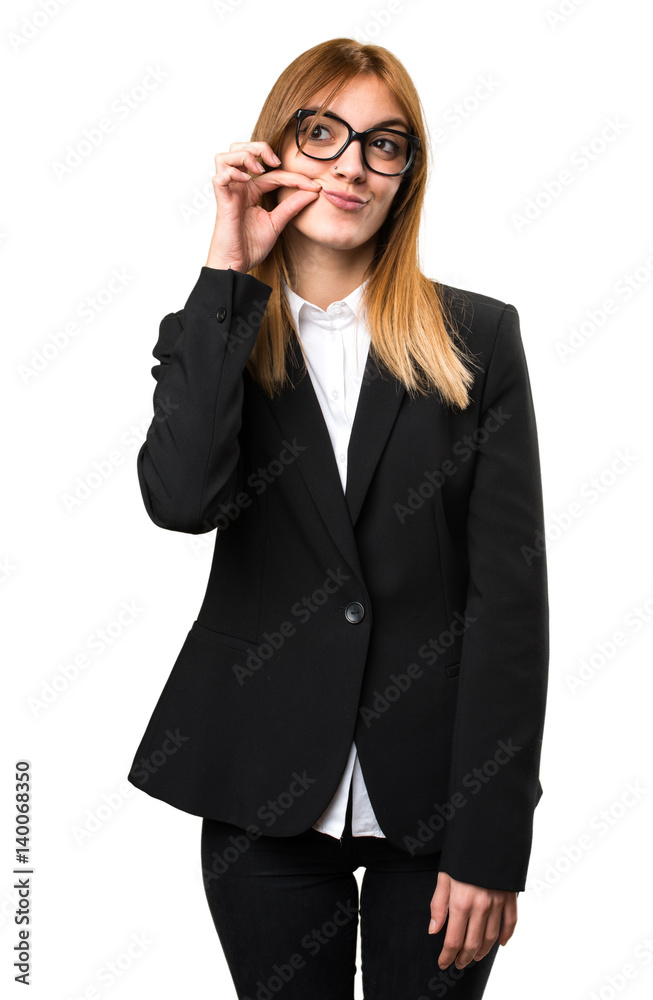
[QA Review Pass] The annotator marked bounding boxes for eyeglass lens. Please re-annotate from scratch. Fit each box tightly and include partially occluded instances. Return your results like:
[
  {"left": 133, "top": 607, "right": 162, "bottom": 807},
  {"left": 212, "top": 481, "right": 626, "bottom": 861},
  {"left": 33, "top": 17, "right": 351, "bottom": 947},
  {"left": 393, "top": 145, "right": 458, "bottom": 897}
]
[{"left": 298, "top": 114, "right": 410, "bottom": 174}]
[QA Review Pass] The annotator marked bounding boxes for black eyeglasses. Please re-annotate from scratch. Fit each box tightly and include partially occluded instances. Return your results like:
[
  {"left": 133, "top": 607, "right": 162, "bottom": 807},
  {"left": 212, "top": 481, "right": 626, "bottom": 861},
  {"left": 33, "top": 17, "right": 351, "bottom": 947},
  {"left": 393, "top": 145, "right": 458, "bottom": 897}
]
[{"left": 288, "top": 108, "right": 420, "bottom": 177}]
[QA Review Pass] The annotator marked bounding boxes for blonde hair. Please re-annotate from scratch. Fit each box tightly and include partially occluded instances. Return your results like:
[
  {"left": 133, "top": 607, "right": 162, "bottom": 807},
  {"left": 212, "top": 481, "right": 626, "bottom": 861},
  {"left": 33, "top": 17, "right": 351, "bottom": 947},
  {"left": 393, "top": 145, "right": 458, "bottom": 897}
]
[{"left": 246, "top": 37, "right": 478, "bottom": 410}]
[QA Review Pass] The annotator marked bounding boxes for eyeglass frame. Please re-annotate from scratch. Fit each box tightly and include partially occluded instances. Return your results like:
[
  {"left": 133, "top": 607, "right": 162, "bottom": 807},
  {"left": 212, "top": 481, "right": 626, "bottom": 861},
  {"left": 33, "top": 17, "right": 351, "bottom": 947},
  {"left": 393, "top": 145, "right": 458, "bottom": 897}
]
[{"left": 287, "top": 108, "right": 421, "bottom": 177}]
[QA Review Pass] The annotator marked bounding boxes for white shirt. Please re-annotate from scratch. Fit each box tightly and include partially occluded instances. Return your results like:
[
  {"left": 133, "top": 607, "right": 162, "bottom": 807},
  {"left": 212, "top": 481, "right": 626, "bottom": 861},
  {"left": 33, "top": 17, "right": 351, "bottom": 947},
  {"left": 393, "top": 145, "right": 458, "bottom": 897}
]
[{"left": 282, "top": 277, "right": 387, "bottom": 841}]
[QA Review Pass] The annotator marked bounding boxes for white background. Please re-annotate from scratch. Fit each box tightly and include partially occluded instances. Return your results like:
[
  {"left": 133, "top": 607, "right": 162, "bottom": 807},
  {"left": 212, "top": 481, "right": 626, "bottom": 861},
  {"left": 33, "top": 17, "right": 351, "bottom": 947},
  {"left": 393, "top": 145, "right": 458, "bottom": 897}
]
[{"left": 3, "top": 0, "right": 652, "bottom": 997}]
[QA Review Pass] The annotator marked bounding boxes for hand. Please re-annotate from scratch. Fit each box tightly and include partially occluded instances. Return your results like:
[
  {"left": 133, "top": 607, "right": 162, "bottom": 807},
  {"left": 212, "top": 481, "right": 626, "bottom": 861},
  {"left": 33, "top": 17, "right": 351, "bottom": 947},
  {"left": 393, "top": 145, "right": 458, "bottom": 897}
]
[
  {"left": 428, "top": 871, "right": 517, "bottom": 970},
  {"left": 205, "top": 141, "right": 322, "bottom": 274}
]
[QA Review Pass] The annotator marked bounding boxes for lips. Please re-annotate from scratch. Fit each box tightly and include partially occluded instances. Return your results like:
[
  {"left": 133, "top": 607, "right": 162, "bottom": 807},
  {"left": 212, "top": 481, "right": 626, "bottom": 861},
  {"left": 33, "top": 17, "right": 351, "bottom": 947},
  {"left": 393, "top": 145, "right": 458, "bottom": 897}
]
[
  {"left": 322, "top": 188, "right": 367, "bottom": 204},
  {"left": 321, "top": 189, "right": 369, "bottom": 211}
]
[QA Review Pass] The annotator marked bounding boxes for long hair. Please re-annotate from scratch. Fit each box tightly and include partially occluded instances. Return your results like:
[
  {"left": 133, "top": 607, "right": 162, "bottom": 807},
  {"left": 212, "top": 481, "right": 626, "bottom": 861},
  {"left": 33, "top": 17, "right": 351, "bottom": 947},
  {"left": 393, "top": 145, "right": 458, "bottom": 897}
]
[{"left": 246, "top": 37, "right": 478, "bottom": 410}]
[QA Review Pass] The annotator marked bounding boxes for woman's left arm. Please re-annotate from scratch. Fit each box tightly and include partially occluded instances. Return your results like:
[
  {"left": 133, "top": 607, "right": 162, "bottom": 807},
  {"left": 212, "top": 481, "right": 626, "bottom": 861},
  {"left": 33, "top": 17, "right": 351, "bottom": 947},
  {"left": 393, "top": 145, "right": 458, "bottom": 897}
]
[{"left": 429, "top": 302, "right": 549, "bottom": 964}]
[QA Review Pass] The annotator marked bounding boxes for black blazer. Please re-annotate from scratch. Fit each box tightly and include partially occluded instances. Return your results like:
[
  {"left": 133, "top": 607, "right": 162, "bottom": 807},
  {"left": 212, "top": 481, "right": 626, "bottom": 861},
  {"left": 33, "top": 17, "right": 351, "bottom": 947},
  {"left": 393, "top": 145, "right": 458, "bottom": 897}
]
[{"left": 127, "top": 266, "right": 549, "bottom": 892}]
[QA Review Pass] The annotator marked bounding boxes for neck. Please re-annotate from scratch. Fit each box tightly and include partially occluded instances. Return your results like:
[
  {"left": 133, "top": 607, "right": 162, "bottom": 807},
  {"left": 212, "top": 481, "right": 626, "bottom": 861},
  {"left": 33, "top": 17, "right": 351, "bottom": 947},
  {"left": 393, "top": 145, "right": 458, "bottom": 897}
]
[{"left": 285, "top": 229, "right": 375, "bottom": 311}]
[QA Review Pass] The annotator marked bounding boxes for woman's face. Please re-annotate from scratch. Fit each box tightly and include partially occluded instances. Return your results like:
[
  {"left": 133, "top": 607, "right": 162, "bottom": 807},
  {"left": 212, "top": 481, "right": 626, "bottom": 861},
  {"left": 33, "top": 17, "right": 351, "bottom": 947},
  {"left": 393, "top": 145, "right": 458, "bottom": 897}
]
[{"left": 275, "top": 74, "right": 408, "bottom": 253}]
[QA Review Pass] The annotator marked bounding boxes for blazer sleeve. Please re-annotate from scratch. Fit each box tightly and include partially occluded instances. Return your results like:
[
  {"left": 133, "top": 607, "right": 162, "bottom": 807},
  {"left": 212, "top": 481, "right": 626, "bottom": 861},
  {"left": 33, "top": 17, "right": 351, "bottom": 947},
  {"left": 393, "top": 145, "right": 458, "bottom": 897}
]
[
  {"left": 136, "top": 266, "right": 273, "bottom": 533},
  {"left": 437, "top": 303, "right": 549, "bottom": 893}
]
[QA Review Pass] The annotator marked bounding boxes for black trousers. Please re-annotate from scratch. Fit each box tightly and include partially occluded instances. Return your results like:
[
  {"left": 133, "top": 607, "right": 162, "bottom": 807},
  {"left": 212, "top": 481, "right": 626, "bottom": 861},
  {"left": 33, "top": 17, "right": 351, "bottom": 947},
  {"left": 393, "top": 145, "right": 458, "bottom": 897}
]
[{"left": 200, "top": 785, "right": 500, "bottom": 1000}]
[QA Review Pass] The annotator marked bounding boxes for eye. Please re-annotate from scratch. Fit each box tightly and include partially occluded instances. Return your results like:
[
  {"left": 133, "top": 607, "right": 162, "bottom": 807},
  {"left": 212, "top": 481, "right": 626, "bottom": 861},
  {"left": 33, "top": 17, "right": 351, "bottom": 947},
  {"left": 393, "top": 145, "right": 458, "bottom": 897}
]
[
  {"left": 298, "top": 117, "right": 338, "bottom": 144},
  {"left": 309, "top": 124, "right": 334, "bottom": 142},
  {"left": 369, "top": 136, "right": 401, "bottom": 156}
]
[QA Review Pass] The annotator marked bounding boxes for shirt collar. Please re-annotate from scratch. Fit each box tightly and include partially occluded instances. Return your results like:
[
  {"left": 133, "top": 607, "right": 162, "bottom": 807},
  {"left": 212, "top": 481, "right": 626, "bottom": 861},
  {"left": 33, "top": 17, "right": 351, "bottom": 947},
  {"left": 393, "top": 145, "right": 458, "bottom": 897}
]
[{"left": 282, "top": 277, "right": 370, "bottom": 332}]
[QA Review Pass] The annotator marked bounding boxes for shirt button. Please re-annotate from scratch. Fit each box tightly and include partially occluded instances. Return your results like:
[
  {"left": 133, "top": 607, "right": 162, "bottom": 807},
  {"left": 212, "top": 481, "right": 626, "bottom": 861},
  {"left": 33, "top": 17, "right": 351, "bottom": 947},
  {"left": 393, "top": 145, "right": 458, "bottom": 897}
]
[
  {"left": 332, "top": 390, "right": 338, "bottom": 399},
  {"left": 339, "top": 453, "right": 345, "bottom": 462}
]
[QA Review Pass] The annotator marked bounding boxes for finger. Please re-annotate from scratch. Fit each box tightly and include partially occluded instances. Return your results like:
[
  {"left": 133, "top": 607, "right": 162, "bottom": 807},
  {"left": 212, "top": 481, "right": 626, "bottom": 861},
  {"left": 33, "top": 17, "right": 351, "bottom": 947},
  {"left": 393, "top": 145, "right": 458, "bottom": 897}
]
[
  {"left": 267, "top": 189, "right": 321, "bottom": 232},
  {"left": 428, "top": 874, "right": 450, "bottom": 935},
  {"left": 498, "top": 894, "right": 518, "bottom": 945},
  {"left": 222, "top": 142, "right": 281, "bottom": 169},
  {"left": 437, "top": 906, "right": 469, "bottom": 970},
  {"left": 249, "top": 169, "right": 322, "bottom": 193},
  {"left": 223, "top": 142, "right": 281, "bottom": 167},
  {"left": 214, "top": 149, "right": 268, "bottom": 181},
  {"left": 454, "top": 906, "right": 490, "bottom": 969},
  {"left": 233, "top": 151, "right": 267, "bottom": 176},
  {"left": 472, "top": 903, "right": 503, "bottom": 962},
  {"left": 212, "top": 166, "right": 252, "bottom": 188}
]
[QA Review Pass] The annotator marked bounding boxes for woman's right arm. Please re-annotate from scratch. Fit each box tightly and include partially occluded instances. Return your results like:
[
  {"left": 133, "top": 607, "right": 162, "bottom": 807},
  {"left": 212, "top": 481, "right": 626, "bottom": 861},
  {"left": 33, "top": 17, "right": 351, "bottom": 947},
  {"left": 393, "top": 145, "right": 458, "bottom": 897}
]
[
  {"left": 137, "top": 142, "right": 322, "bottom": 533},
  {"left": 137, "top": 267, "right": 272, "bottom": 533}
]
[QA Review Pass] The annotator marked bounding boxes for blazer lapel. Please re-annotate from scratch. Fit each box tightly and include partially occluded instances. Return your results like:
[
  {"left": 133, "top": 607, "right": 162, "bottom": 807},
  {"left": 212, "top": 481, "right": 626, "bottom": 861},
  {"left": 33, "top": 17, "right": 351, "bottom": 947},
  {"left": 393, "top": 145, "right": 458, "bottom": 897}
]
[
  {"left": 345, "top": 350, "right": 406, "bottom": 526},
  {"left": 264, "top": 327, "right": 406, "bottom": 573}
]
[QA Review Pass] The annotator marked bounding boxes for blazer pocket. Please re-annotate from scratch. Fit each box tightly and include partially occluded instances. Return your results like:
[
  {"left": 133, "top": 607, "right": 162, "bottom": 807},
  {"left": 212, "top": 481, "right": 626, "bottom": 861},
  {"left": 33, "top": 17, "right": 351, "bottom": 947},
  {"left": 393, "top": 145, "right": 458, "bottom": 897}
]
[
  {"left": 445, "top": 661, "right": 461, "bottom": 679},
  {"left": 190, "top": 621, "right": 256, "bottom": 654}
]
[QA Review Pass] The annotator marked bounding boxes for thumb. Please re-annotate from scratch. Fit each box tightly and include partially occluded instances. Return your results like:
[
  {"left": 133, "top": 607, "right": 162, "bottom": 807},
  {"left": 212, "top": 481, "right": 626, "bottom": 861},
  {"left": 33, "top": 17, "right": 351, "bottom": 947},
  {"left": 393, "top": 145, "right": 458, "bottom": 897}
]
[{"left": 429, "top": 870, "right": 451, "bottom": 934}]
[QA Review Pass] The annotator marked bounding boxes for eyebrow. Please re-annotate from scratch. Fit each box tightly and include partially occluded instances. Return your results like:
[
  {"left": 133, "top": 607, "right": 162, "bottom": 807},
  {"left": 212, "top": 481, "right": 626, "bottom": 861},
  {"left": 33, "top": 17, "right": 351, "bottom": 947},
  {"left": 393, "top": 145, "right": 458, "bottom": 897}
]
[{"left": 307, "top": 107, "right": 410, "bottom": 131}]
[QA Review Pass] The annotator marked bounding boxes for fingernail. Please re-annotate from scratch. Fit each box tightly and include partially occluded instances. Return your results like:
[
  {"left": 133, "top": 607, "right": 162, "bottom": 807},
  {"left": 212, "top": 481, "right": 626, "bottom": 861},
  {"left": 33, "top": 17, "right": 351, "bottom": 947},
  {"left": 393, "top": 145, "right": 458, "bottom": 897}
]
[
  {"left": 272, "top": 154, "right": 281, "bottom": 164},
  {"left": 428, "top": 920, "right": 436, "bottom": 934}
]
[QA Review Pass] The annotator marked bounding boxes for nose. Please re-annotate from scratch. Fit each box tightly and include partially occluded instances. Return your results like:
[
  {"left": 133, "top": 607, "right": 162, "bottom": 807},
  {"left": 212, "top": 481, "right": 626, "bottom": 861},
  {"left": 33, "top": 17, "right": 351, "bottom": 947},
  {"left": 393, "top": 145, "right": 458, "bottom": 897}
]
[{"left": 331, "top": 137, "right": 367, "bottom": 180}]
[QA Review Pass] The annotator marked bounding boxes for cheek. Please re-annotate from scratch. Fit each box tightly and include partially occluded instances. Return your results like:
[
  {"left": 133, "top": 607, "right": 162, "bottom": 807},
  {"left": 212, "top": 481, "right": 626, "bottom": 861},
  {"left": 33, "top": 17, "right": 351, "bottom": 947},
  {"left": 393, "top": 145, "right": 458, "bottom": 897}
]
[
  {"left": 274, "top": 145, "right": 317, "bottom": 204},
  {"left": 373, "top": 183, "right": 402, "bottom": 217},
  {"left": 283, "top": 153, "right": 321, "bottom": 181},
  {"left": 275, "top": 169, "right": 327, "bottom": 217}
]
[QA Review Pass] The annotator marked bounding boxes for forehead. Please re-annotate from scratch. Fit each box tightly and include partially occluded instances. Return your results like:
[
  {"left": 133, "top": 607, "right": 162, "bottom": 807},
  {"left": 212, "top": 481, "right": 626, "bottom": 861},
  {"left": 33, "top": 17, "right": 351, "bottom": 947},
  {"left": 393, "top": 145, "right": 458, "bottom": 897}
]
[{"left": 305, "top": 75, "right": 408, "bottom": 129}]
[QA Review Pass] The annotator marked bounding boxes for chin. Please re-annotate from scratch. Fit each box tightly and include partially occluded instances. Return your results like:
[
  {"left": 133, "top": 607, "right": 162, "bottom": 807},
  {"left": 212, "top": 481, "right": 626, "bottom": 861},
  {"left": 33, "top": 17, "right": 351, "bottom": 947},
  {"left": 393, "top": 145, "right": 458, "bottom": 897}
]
[
  {"left": 293, "top": 219, "right": 372, "bottom": 250},
  {"left": 309, "top": 234, "right": 367, "bottom": 251}
]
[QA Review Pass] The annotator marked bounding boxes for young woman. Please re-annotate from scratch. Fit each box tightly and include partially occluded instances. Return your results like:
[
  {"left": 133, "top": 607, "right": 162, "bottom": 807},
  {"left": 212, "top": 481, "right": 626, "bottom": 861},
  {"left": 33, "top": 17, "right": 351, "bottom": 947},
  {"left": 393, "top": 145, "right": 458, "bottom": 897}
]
[{"left": 128, "top": 37, "right": 549, "bottom": 1000}]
